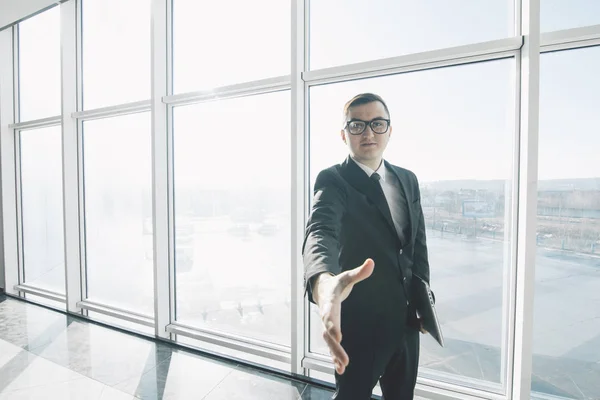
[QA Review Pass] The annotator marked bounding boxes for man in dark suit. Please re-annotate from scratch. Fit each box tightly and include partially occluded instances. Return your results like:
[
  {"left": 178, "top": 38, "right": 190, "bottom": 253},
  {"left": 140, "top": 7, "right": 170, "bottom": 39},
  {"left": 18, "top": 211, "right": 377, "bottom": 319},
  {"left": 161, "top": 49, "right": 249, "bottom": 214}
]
[{"left": 303, "top": 93, "right": 431, "bottom": 399}]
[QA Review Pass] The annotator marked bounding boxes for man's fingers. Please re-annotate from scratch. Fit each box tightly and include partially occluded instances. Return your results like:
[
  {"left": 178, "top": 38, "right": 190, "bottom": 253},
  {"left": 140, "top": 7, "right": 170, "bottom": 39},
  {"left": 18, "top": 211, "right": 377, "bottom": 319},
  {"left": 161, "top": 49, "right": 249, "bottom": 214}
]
[
  {"left": 322, "top": 330, "right": 349, "bottom": 367},
  {"left": 325, "top": 319, "right": 342, "bottom": 343},
  {"left": 340, "top": 258, "right": 375, "bottom": 288},
  {"left": 334, "top": 360, "right": 345, "bottom": 375},
  {"left": 317, "top": 260, "right": 373, "bottom": 375},
  {"left": 329, "top": 350, "right": 344, "bottom": 374},
  {"left": 320, "top": 301, "right": 342, "bottom": 343}
]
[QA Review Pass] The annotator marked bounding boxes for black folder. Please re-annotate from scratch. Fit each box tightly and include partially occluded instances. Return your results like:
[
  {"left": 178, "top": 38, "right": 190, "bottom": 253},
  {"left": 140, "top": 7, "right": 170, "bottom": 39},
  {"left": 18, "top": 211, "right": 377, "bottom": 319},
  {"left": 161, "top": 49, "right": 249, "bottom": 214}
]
[{"left": 413, "top": 274, "right": 444, "bottom": 347}]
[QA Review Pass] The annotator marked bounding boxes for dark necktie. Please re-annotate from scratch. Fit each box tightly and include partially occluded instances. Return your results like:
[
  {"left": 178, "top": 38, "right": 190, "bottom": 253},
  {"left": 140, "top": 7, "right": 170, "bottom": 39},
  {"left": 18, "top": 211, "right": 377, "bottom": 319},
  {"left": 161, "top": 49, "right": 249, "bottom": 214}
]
[{"left": 371, "top": 172, "right": 384, "bottom": 194}]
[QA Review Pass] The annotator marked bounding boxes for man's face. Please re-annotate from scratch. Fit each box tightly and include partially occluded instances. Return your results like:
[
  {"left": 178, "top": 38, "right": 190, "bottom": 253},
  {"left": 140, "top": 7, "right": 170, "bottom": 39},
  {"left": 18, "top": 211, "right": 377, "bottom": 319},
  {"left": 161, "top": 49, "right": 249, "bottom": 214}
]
[{"left": 340, "top": 101, "right": 392, "bottom": 166}]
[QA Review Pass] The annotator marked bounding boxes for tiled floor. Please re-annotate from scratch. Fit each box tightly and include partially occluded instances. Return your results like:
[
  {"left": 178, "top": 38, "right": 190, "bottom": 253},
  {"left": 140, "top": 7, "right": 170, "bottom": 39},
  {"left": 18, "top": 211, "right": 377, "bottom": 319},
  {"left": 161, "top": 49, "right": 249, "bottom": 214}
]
[{"left": 0, "top": 294, "right": 335, "bottom": 399}]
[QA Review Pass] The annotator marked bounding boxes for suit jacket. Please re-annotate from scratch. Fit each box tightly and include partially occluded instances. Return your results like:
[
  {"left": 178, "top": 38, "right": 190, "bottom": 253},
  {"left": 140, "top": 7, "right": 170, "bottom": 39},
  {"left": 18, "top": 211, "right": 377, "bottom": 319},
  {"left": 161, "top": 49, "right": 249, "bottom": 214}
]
[{"left": 302, "top": 156, "right": 431, "bottom": 349}]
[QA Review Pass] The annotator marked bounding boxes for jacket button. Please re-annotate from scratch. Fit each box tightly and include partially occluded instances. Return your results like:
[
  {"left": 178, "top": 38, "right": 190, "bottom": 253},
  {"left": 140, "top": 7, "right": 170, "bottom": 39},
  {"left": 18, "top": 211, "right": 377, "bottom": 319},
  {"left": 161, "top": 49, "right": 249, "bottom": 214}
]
[{"left": 399, "top": 249, "right": 403, "bottom": 255}]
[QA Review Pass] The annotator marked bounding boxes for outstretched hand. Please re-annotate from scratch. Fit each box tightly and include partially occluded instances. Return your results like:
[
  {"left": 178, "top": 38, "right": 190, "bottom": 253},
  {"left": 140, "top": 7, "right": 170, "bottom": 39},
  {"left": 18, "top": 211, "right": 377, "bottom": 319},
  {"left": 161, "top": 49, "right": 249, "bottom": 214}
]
[{"left": 314, "top": 259, "right": 375, "bottom": 375}]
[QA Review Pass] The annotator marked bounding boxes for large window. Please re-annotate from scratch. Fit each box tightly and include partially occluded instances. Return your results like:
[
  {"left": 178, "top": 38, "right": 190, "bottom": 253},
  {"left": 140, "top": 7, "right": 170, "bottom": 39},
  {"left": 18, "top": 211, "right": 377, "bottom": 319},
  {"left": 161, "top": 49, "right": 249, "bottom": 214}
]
[
  {"left": 532, "top": 46, "right": 600, "bottom": 399},
  {"left": 309, "top": 58, "right": 515, "bottom": 388},
  {"left": 78, "top": 0, "right": 154, "bottom": 318},
  {"left": 17, "top": 6, "right": 61, "bottom": 121},
  {"left": 82, "top": 0, "right": 151, "bottom": 109},
  {"left": 19, "top": 126, "right": 65, "bottom": 293},
  {"left": 3, "top": 0, "right": 600, "bottom": 399},
  {"left": 15, "top": 7, "right": 64, "bottom": 295},
  {"left": 173, "top": 91, "right": 291, "bottom": 346},
  {"left": 309, "top": 0, "right": 513, "bottom": 70},
  {"left": 172, "top": 0, "right": 290, "bottom": 93},
  {"left": 82, "top": 113, "right": 153, "bottom": 315}
]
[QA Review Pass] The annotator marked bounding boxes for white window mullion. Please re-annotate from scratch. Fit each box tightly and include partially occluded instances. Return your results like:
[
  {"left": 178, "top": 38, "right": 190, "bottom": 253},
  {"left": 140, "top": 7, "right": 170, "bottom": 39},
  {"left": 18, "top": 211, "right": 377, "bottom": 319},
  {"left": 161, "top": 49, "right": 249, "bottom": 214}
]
[
  {"left": 291, "top": 0, "right": 308, "bottom": 376},
  {"left": 0, "top": 27, "right": 19, "bottom": 296},
  {"left": 61, "top": 0, "right": 83, "bottom": 313},
  {"left": 512, "top": 0, "right": 541, "bottom": 399},
  {"left": 151, "top": 0, "right": 172, "bottom": 339}
]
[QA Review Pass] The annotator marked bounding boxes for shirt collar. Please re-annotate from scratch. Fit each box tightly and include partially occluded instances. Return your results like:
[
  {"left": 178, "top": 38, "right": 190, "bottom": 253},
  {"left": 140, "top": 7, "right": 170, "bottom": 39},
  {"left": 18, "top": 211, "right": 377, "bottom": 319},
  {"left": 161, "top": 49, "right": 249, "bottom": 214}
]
[{"left": 351, "top": 157, "right": 387, "bottom": 182}]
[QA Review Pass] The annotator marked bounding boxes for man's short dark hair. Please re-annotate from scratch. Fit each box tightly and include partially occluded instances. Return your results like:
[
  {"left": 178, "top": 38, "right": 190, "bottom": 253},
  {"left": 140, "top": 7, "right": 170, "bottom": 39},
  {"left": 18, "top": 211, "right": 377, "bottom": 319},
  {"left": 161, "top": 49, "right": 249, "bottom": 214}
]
[{"left": 343, "top": 93, "right": 391, "bottom": 123}]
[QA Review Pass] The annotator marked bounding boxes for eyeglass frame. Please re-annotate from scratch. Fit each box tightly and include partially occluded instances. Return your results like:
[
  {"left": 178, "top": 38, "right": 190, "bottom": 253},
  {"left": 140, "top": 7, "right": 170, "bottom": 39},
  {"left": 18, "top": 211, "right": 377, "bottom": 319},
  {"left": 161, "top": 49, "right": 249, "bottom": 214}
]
[{"left": 344, "top": 118, "right": 391, "bottom": 135}]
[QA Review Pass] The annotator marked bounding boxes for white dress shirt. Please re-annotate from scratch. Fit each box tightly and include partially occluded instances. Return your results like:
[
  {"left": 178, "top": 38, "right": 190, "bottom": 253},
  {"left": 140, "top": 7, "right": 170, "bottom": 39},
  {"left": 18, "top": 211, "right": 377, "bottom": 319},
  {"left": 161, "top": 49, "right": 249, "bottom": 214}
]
[{"left": 352, "top": 157, "right": 408, "bottom": 245}]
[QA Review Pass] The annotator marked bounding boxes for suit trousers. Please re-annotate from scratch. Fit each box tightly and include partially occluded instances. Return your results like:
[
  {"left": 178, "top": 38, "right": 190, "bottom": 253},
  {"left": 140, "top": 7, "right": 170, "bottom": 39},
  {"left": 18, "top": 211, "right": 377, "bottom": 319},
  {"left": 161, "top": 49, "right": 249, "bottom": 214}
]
[{"left": 332, "top": 327, "right": 420, "bottom": 400}]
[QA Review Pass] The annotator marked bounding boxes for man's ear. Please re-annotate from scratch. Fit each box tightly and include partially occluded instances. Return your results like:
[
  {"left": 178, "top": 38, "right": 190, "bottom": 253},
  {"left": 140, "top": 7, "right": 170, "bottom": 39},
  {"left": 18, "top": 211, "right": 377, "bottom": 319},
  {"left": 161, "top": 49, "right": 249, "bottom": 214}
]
[{"left": 340, "top": 129, "right": 347, "bottom": 144}]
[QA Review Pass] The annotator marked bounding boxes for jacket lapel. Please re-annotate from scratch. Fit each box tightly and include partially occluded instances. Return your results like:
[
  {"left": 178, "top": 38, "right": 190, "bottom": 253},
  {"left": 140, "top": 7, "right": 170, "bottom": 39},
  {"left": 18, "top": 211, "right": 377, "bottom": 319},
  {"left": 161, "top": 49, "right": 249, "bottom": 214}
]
[
  {"left": 340, "top": 157, "right": 399, "bottom": 245},
  {"left": 385, "top": 161, "right": 415, "bottom": 242}
]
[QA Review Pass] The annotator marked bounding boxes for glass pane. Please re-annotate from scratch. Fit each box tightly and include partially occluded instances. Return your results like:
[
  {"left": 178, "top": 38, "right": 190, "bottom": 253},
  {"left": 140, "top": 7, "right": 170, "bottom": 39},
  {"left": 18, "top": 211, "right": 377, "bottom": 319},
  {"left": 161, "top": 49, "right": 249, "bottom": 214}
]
[
  {"left": 82, "top": 0, "right": 150, "bottom": 109},
  {"left": 542, "top": 0, "right": 600, "bottom": 32},
  {"left": 172, "top": 0, "right": 290, "bottom": 93},
  {"left": 173, "top": 91, "right": 291, "bottom": 346},
  {"left": 309, "top": 0, "right": 512, "bottom": 70},
  {"left": 308, "top": 59, "right": 514, "bottom": 388},
  {"left": 20, "top": 126, "right": 65, "bottom": 293},
  {"left": 18, "top": 6, "right": 61, "bottom": 121},
  {"left": 532, "top": 47, "right": 600, "bottom": 399},
  {"left": 83, "top": 113, "right": 153, "bottom": 315}
]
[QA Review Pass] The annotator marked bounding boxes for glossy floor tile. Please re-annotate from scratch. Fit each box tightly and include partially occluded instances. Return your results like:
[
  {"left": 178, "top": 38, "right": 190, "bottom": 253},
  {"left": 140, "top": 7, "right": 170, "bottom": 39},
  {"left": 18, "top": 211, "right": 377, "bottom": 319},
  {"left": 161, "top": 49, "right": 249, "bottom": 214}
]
[
  {"left": 0, "top": 295, "right": 337, "bottom": 399},
  {"left": 299, "top": 385, "right": 339, "bottom": 400},
  {"left": 113, "top": 351, "right": 235, "bottom": 400},
  {"left": 0, "top": 345, "right": 134, "bottom": 400},
  {"left": 32, "top": 319, "right": 175, "bottom": 387},
  {"left": 203, "top": 366, "right": 306, "bottom": 400}
]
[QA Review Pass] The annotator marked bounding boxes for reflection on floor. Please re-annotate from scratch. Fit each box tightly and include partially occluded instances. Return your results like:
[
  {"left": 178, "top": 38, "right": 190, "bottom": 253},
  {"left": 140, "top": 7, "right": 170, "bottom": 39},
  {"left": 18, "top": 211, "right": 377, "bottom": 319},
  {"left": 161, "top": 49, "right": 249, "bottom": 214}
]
[{"left": 0, "top": 294, "right": 336, "bottom": 400}]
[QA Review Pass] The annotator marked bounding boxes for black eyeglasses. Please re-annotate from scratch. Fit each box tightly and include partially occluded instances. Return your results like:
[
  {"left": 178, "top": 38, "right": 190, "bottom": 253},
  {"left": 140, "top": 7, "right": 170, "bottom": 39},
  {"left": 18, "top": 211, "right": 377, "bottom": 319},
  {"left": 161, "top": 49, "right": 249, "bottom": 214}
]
[{"left": 345, "top": 118, "right": 390, "bottom": 135}]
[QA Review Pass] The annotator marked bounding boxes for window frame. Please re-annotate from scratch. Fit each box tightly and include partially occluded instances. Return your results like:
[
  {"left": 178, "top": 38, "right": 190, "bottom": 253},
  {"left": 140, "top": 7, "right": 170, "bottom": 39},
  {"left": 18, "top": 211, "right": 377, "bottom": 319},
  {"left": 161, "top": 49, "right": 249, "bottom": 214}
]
[{"left": 1, "top": 1, "right": 600, "bottom": 399}]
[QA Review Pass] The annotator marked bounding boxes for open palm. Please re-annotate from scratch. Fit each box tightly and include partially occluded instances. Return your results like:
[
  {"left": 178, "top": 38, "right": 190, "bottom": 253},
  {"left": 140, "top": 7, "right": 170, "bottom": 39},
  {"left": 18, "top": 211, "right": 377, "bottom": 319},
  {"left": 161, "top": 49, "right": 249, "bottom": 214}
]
[{"left": 316, "top": 258, "right": 375, "bottom": 374}]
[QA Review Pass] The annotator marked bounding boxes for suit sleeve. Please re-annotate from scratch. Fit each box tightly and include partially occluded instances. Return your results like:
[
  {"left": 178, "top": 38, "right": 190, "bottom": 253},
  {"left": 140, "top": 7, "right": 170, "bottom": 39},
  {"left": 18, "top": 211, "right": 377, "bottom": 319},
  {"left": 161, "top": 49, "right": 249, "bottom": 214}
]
[
  {"left": 412, "top": 173, "right": 433, "bottom": 300},
  {"left": 302, "top": 170, "right": 346, "bottom": 304}
]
